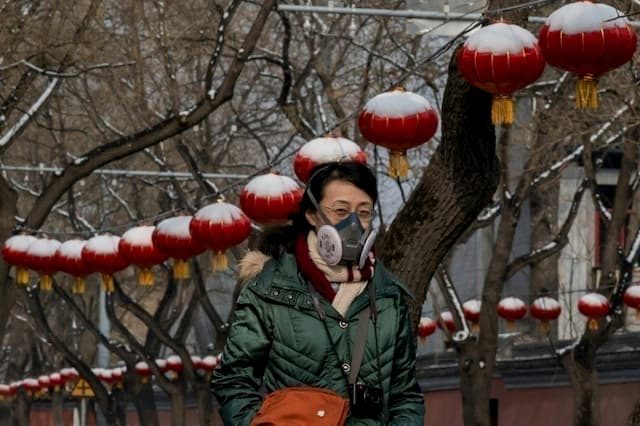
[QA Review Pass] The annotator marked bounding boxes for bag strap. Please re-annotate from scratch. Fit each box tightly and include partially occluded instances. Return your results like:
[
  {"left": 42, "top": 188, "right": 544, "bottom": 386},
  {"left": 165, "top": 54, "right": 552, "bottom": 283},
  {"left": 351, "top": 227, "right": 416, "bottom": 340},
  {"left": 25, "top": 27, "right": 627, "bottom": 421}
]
[{"left": 348, "top": 298, "right": 372, "bottom": 385}]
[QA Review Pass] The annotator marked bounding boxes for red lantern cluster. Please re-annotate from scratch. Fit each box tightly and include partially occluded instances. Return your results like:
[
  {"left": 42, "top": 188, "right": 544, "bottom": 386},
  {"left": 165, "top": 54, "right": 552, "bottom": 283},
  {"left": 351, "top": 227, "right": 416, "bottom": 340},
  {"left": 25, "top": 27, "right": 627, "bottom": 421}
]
[
  {"left": 497, "top": 297, "right": 527, "bottom": 332},
  {"left": 624, "top": 285, "right": 640, "bottom": 320},
  {"left": 152, "top": 216, "right": 206, "bottom": 280},
  {"left": 82, "top": 235, "right": 129, "bottom": 293},
  {"left": 359, "top": 87, "right": 438, "bottom": 178},
  {"left": 119, "top": 226, "right": 168, "bottom": 286},
  {"left": 578, "top": 293, "right": 610, "bottom": 331},
  {"left": 293, "top": 136, "right": 367, "bottom": 183},
  {"left": 539, "top": 1, "right": 637, "bottom": 109},
  {"left": 240, "top": 173, "right": 303, "bottom": 225}
]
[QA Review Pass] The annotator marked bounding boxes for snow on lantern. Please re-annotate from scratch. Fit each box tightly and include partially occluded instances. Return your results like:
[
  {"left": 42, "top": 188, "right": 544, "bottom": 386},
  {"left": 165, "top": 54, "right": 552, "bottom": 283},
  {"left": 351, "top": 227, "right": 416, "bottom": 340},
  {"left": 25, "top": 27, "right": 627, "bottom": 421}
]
[
  {"left": 437, "top": 311, "right": 457, "bottom": 334},
  {"left": 152, "top": 216, "right": 206, "bottom": 280},
  {"left": 0, "top": 384, "right": 10, "bottom": 402},
  {"left": 240, "top": 173, "right": 303, "bottom": 225},
  {"left": 8, "top": 383, "right": 19, "bottom": 400},
  {"left": 24, "top": 238, "right": 61, "bottom": 291},
  {"left": 417, "top": 316, "right": 437, "bottom": 344},
  {"left": 60, "top": 368, "right": 79, "bottom": 392},
  {"left": 497, "top": 297, "right": 527, "bottom": 332},
  {"left": 530, "top": 296, "right": 562, "bottom": 333},
  {"left": 458, "top": 22, "right": 545, "bottom": 125},
  {"left": 37, "top": 375, "right": 51, "bottom": 395},
  {"left": 463, "top": 299, "right": 482, "bottom": 332},
  {"left": 293, "top": 136, "right": 367, "bottom": 183},
  {"left": 190, "top": 201, "right": 251, "bottom": 271},
  {"left": 359, "top": 87, "right": 438, "bottom": 178},
  {"left": 200, "top": 355, "right": 218, "bottom": 375},
  {"left": 1, "top": 235, "right": 36, "bottom": 285},
  {"left": 538, "top": 2, "right": 637, "bottom": 109},
  {"left": 56, "top": 240, "right": 90, "bottom": 294},
  {"left": 623, "top": 285, "right": 640, "bottom": 320},
  {"left": 82, "top": 235, "right": 129, "bottom": 293},
  {"left": 110, "top": 368, "right": 124, "bottom": 389},
  {"left": 119, "top": 226, "right": 168, "bottom": 286},
  {"left": 135, "top": 362, "right": 152, "bottom": 384},
  {"left": 578, "top": 292, "right": 610, "bottom": 331},
  {"left": 49, "top": 373, "right": 63, "bottom": 393},
  {"left": 165, "top": 355, "right": 183, "bottom": 381},
  {"left": 22, "top": 378, "right": 40, "bottom": 398}
]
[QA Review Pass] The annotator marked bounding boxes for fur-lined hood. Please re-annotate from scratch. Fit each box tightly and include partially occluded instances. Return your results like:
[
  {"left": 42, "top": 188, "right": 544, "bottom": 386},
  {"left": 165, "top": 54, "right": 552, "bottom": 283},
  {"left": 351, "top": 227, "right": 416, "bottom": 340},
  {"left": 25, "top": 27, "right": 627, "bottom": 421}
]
[{"left": 238, "top": 251, "right": 272, "bottom": 282}]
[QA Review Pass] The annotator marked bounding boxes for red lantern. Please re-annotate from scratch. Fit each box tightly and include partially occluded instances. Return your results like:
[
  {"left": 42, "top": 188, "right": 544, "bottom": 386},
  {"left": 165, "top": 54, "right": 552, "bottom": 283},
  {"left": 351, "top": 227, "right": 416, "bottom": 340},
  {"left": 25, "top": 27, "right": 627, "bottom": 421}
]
[
  {"left": 82, "top": 235, "right": 129, "bottom": 293},
  {"left": 539, "top": 2, "right": 637, "bottom": 109},
  {"left": 437, "top": 311, "right": 457, "bottom": 334},
  {"left": 37, "top": 375, "right": 51, "bottom": 395},
  {"left": 200, "top": 355, "right": 218, "bottom": 374},
  {"left": 417, "top": 316, "right": 437, "bottom": 344},
  {"left": 0, "top": 384, "right": 10, "bottom": 402},
  {"left": 2, "top": 235, "right": 36, "bottom": 285},
  {"left": 152, "top": 216, "right": 206, "bottom": 280},
  {"left": 190, "top": 201, "right": 251, "bottom": 271},
  {"left": 49, "top": 373, "right": 63, "bottom": 392},
  {"left": 166, "top": 355, "right": 183, "bottom": 380},
  {"left": 359, "top": 87, "right": 438, "bottom": 178},
  {"left": 156, "top": 358, "right": 169, "bottom": 373},
  {"left": 111, "top": 368, "right": 124, "bottom": 388},
  {"left": 22, "top": 378, "right": 41, "bottom": 398},
  {"left": 458, "top": 22, "right": 545, "bottom": 125},
  {"left": 240, "top": 173, "right": 303, "bottom": 225},
  {"left": 24, "top": 238, "right": 61, "bottom": 291},
  {"left": 530, "top": 296, "right": 562, "bottom": 333},
  {"left": 135, "top": 362, "right": 152, "bottom": 383},
  {"left": 497, "top": 297, "right": 527, "bottom": 332},
  {"left": 463, "top": 299, "right": 482, "bottom": 330},
  {"left": 578, "top": 292, "right": 610, "bottom": 331},
  {"left": 56, "top": 240, "right": 90, "bottom": 294},
  {"left": 624, "top": 285, "right": 640, "bottom": 320},
  {"left": 293, "top": 136, "right": 367, "bottom": 183},
  {"left": 9, "top": 382, "right": 19, "bottom": 398},
  {"left": 119, "top": 226, "right": 168, "bottom": 286}
]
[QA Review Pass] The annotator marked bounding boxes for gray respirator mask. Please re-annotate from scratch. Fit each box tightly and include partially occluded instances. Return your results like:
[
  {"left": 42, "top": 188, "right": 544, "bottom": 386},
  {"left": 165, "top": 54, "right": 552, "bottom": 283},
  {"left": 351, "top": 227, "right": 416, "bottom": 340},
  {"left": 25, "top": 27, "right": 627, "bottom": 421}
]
[{"left": 307, "top": 190, "right": 376, "bottom": 269}]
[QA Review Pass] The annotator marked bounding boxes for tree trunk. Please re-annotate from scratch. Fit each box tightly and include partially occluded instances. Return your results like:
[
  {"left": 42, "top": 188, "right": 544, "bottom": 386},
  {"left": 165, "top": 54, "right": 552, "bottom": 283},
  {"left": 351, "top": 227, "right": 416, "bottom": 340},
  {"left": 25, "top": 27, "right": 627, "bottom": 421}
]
[
  {"left": 52, "top": 391, "right": 64, "bottom": 426},
  {"left": 132, "top": 382, "right": 160, "bottom": 426},
  {"left": 170, "top": 391, "right": 186, "bottom": 426},
  {"left": 458, "top": 345, "right": 493, "bottom": 426},
  {"left": 0, "top": 177, "right": 18, "bottom": 348},
  {"left": 195, "top": 382, "right": 213, "bottom": 426},
  {"left": 11, "top": 392, "right": 30, "bottom": 426},
  {"left": 563, "top": 345, "right": 599, "bottom": 426}
]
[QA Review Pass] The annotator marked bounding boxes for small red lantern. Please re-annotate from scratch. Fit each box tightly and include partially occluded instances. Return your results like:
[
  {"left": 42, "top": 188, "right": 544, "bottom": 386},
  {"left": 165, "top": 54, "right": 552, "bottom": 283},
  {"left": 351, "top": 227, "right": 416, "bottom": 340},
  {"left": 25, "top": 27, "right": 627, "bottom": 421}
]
[
  {"left": 2, "top": 235, "right": 36, "bottom": 285},
  {"left": 293, "top": 136, "right": 367, "bottom": 183},
  {"left": 22, "top": 378, "right": 40, "bottom": 398},
  {"left": 539, "top": 2, "right": 637, "bottom": 109},
  {"left": 359, "top": 87, "right": 438, "bottom": 178},
  {"left": 110, "top": 368, "right": 124, "bottom": 389},
  {"left": 24, "top": 238, "right": 61, "bottom": 291},
  {"left": 82, "top": 235, "right": 129, "bottom": 293},
  {"left": 240, "top": 173, "right": 303, "bottom": 225},
  {"left": 530, "top": 296, "right": 562, "bottom": 333},
  {"left": 37, "top": 375, "right": 51, "bottom": 396},
  {"left": 135, "top": 362, "right": 152, "bottom": 384},
  {"left": 463, "top": 299, "right": 482, "bottom": 331},
  {"left": 417, "top": 316, "right": 437, "bottom": 344},
  {"left": 49, "top": 373, "right": 63, "bottom": 392},
  {"left": 200, "top": 355, "right": 218, "bottom": 375},
  {"left": 624, "top": 285, "right": 640, "bottom": 321},
  {"left": 0, "top": 384, "right": 10, "bottom": 402},
  {"left": 9, "top": 382, "right": 19, "bottom": 399},
  {"left": 497, "top": 297, "right": 527, "bottom": 332},
  {"left": 119, "top": 226, "right": 168, "bottom": 286},
  {"left": 578, "top": 292, "right": 610, "bottom": 331},
  {"left": 437, "top": 311, "right": 457, "bottom": 334},
  {"left": 152, "top": 216, "right": 206, "bottom": 280},
  {"left": 458, "top": 22, "right": 545, "bottom": 125},
  {"left": 190, "top": 201, "right": 252, "bottom": 271},
  {"left": 166, "top": 355, "right": 183, "bottom": 380},
  {"left": 56, "top": 240, "right": 90, "bottom": 294}
]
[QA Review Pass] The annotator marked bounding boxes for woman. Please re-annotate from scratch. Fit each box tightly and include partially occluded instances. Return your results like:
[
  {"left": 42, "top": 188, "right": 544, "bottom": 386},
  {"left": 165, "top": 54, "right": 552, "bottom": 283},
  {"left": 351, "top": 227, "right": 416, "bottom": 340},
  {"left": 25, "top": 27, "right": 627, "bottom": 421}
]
[{"left": 211, "top": 162, "right": 425, "bottom": 425}]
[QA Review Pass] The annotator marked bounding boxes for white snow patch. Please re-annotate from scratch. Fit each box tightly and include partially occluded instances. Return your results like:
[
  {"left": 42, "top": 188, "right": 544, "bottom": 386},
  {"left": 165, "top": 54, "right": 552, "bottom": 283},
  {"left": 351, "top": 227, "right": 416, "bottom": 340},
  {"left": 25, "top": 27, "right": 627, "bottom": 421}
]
[
  {"left": 27, "top": 238, "right": 61, "bottom": 257},
  {"left": 546, "top": 2, "right": 629, "bottom": 34},
  {"left": 194, "top": 202, "right": 245, "bottom": 224},
  {"left": 624, "top": 285, "right": 640, "bottom": 299},
  {"left": 466, "top": 22, "right": 538, "bottom": 54},
  {"left": 579, "top": 292, "right": 608, "bottom": 307},
  {"left": 244, "top": 173, "right": 300, "bottom": 197},
  {"left": 57, "top": 240, "right": 86, "bottom": 259},
  {"left": 156, "top": 216, "right": 193, "bottom": 238},
  {"left": 121, "top": 226, "right": 155, "bottom": 247},
  {"left": 419, "top": 316, "right": 436, "bottom": 327},
  {"left": 498, "top": 297, "right": 526, "bottom": 311},
  {"left": 363, "top": 90, "right": 432, "bottom": 116},
  {"left": 532, "top": 296, "right": 561, "bottom": 310},
  {"left": 463, "top": 299, "right": 482, "bottom": 313},
  {"left": 298, "top": 137, "right": 363, "bottom": 162},
  {"left": 3, "top": 235, "right": 37, "bottom": 252},
  {"left": 85, "top": 235, "right": 121, "bottom": 254},
  {"left": 202, "top": 355, "right": 217, "bottom": 368}
]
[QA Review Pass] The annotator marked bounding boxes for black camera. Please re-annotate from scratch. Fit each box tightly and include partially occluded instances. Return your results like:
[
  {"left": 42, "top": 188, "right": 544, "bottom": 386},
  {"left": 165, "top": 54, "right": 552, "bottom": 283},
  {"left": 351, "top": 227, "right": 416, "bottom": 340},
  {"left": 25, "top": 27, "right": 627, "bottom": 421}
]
[{"left": 348, "top": 382, "right": 383, "bottom": 417}]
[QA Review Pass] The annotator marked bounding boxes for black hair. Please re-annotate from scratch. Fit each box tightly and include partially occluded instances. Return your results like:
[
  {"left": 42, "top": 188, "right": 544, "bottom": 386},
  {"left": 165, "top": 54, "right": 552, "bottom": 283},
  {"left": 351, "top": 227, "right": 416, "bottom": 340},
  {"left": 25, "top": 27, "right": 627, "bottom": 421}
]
[{"left": 258, "top": 161, "right": 377, "bottom": 257}]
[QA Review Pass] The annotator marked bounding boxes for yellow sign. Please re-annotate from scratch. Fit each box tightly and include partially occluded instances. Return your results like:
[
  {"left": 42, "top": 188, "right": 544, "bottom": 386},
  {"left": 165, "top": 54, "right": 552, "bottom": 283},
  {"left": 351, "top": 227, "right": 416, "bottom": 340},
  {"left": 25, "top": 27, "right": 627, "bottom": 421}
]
[{"left": 71, "top": 379, "right": 95, "bottom": 398}]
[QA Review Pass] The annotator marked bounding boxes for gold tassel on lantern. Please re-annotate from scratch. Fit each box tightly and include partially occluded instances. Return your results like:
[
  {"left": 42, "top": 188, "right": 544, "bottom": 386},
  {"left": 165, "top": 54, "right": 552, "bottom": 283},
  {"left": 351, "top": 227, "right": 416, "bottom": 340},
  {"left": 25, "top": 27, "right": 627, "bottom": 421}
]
[
  {"left": 17, "top": 267, "right": 30, "bottom": 285},
  {"left": 491, "top": 95, "right": 514, "bottom": 126},
  {"left": 138, "top": 268, "right": 154, "bottom": 286},
  {"left": 587, "top": 318, "right": 599, "bottom": 331},
  {"left": 576, "top": 75, "right": 598, "bottom": 109},
  {"left": 539, "top": 320, "right": 551, "bottom": 334},
  {"left": 72, "top": 277, "right": 86, "bottom": 294},
  {"left": 211, "top": 251, "right": 228, "bottom": 272},
  {"left": 505, "top": 320, "right": 517, "bottom": 333},
  {"left": 388, "top": 151, "right": 410, "bottom": 179},
  {"left": 173, "top": 259, "right": 190, "bottom": 280},
  {"left": 39, "top": 275, "right": 53, "bottom": 292},
  {"left": 101, "top": 273, "right": 115, "bottom": 293}
]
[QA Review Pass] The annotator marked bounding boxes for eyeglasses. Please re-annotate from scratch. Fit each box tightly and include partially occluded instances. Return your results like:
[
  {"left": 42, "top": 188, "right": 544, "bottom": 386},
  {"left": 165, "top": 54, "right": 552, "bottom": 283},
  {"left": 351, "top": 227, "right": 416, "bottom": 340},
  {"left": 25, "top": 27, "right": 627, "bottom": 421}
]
[{"left": 321, "top": 204, "right": 373, "bottom": 222}]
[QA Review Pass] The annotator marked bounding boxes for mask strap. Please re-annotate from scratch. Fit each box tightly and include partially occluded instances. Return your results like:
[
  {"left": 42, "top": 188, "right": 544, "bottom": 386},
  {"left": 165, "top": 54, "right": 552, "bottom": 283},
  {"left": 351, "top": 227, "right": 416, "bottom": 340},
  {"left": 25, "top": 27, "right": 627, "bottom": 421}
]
[{"left": 306, "top": 188, "right": 333, "bottom": 226}]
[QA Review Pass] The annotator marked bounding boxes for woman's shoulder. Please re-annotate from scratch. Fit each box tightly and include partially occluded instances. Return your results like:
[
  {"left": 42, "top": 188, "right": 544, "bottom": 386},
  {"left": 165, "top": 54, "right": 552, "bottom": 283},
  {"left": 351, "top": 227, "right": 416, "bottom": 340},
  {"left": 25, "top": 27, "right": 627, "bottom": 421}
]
[{"left": 238, "top": 251, "right": 301, "bottom": 289}]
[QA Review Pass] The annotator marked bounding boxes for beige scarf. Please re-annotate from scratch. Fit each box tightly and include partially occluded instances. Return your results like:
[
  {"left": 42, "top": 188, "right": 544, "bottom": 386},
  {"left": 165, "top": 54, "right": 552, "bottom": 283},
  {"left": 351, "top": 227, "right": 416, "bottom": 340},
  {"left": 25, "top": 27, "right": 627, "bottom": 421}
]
[{"left": 307, "top": 232, "right": 370, "bottom": 317}]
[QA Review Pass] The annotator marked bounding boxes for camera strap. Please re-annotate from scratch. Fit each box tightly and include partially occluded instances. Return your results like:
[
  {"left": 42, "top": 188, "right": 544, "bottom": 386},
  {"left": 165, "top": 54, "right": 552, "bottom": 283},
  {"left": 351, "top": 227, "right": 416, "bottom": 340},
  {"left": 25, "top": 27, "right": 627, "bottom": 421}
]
[{"left": 349, "top": 282, "right": 376, "bottom": 385}]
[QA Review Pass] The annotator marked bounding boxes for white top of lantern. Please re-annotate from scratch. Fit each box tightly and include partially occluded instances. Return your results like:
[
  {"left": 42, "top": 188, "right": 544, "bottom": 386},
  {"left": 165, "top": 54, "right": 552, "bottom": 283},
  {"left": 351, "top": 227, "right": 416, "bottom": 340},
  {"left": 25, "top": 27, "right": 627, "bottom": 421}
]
[
  {"left": 38, "top": 375, "right": 50, "bottom": 384},
  {"left": 4, "top": 235, "right": 37, "bottom": 252},
  {"left": 202, "top": 355, "right": 218, "bottom": 368},
  {"left": 122, "top": 226, "right": 155, "bottom": 247},
  {"left": 28, "top": 238, "right": 61, "bottom": 257},
  {"left": 135, "top": 361, "right": 149, "bottom": 370},
  {"left": 532, "top": 296, "right": 560, "bottom": 310},
  {"left": 465, "top": 22, "right": 537, "bottom": 54},
  {"left": 191, "top": 355, "right": 202, "bottom": 363},
  {"left": 463, "top": 299, "right": 482, "bottom": 313},
  {"left": 419, "top": 316, "right": 435, "bottom": 327},
  {"left": 194, "top": 202, "right": 245, "bottom": 224},
  {"left": 86, "top": 235, "right": 121, "bottom": 254},
  {"left": 24, "top": 378, "right": 39, "bottom": 387},
  {"left": 580, "top": 292, "right": 608, "bottom": 306},
  {"left": 155, "top": 359, "right": 167, "bottom": 369},
  {"left": 625, "top": 285, "right": 640, "bottom": 297},
  {"left": 244, "top": 173, "right": 300, "bottom": 197},
  {"left": 440, "top": 311, "right": 453, "bottom": 322},
  {"left": 156, "top": 216, "right": 193, "bottom": 238},
  {"left": 299, "top": 137, "right": 362, "bottom": 162},
  {"left": 57, "top": 240, "right": 86, "bottom": 259},
  {"left": 167, "top": 355, "right": 181, "bottom": 365},
  {"left": 0, "top": 384, "right": 9, "bottom": 393},
  {"left": 49, "top": 373, "right": 61, "bottom": 382},
  {"left": 546, "top": 2, "right": 629, "bottom": 34},
  {"left": 498, "top": 297, "right": 526, "bottom": 310},
  {"left": 363, "top": 91, "right": 432, "bottom": 117}
]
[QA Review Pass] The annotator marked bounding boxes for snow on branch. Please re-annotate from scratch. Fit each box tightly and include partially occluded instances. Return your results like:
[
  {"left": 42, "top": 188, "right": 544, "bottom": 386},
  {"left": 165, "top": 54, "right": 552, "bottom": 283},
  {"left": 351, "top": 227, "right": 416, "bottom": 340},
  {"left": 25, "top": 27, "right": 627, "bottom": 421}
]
[
  {"left": 589, "top": 104, "right": 630, "bottom": 143},
  {"left": 0, "top": 78, "right": 59, "bottom": 148},
  {"left": 626, "top": 228, "right": 640, "bottom": 264},
  {"left": 436, "top": 266, "right": 471, "bottom": 342},
  {"left": 505, "top": 178, "right": 588, "bottom": 280}
]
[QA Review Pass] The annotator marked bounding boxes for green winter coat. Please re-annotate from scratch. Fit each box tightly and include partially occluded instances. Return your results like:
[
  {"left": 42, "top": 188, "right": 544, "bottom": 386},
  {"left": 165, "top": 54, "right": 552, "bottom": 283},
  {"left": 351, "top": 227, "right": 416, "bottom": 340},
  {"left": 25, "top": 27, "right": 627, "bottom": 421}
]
[{"left": 211, "top": 253, "right": 425, "bottom": 425}]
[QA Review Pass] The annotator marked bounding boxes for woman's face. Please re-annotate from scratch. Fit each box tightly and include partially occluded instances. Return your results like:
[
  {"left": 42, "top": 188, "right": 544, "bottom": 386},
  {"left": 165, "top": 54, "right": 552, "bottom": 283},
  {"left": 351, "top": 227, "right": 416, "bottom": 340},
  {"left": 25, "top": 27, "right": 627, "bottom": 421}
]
[{"left": 305, "top": 180, "right": 374, "bottom": 230}]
